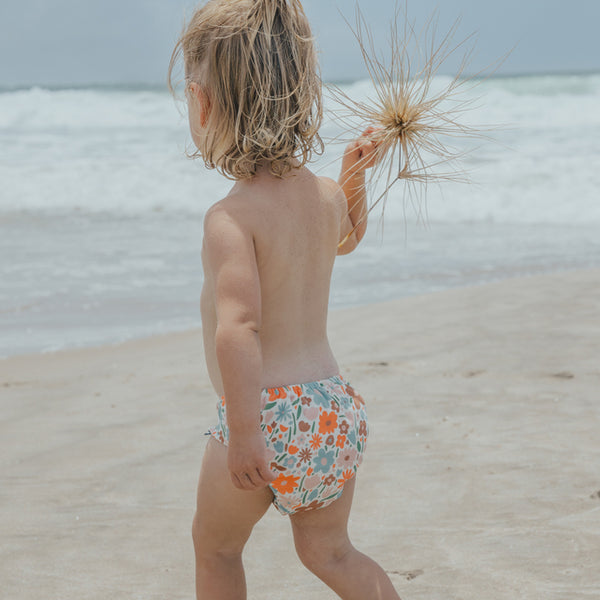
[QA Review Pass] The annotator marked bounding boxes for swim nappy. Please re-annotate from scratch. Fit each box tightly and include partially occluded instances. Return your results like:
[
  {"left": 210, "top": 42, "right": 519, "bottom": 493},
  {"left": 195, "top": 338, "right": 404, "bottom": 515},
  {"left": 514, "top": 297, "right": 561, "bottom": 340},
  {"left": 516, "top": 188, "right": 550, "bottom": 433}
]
[{"left": 208, "top": 374, "right": 368, "bottom": 515}]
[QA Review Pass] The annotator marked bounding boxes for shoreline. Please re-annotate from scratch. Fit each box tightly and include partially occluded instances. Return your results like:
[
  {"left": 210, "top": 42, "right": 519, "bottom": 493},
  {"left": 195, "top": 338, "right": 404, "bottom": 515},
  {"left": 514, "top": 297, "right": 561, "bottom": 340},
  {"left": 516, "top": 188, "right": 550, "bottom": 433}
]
[
  {"left": 2, "top": 268, "right": 599, "bottom": 599},
  {"left": 2, "top": 265, "right": 597, "bottom": 362}
]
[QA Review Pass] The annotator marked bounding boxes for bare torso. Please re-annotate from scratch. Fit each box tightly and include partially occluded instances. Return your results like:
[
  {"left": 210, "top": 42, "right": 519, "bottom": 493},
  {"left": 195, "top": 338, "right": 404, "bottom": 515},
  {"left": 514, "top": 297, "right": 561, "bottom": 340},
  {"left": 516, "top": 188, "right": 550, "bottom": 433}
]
[{"left": 200, "top": 167, "right": 345, "bottom": 395}]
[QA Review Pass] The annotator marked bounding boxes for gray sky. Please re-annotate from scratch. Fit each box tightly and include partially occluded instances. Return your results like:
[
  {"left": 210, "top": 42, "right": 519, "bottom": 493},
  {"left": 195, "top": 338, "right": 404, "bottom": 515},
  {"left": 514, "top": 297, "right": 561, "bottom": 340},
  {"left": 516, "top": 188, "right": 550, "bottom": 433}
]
[{"left": 1, "top": 0, "right": 599, "bottom": 87}]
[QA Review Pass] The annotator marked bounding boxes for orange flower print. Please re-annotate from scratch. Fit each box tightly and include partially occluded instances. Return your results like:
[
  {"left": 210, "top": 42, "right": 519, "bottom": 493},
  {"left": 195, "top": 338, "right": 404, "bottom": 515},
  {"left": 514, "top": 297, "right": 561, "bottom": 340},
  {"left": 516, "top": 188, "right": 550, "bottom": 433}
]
[
  {"left": 292, "top": 385, "right": 303, "bottom": 398},
  {"left": 341, "top": 469, "right": 354, "bottom": 481},
  {"left": 318, "top": 411, "right": 338, "bottom": 434},
  {"left": 269, "top": 387, "right": 287, "bottom": 402},
  {"left": 288, "top": 445, "right": 299, "bottom": 455},
  {"left": 309, "top": 434, "right": 322, "bottom": 450},
  {"left": 271, "top": 473, "right": 300, "bottom": 495},
  {"left": 336, "top": 435, "right": 346, "bottom": 449}
]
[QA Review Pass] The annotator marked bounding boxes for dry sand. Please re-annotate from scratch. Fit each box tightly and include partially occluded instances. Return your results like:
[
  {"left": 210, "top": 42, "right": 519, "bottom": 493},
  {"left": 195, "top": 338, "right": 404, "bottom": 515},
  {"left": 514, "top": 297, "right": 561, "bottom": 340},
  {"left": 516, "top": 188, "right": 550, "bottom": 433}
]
[{"left": 1, "top": 269, "right": 599, "bottom": 599}]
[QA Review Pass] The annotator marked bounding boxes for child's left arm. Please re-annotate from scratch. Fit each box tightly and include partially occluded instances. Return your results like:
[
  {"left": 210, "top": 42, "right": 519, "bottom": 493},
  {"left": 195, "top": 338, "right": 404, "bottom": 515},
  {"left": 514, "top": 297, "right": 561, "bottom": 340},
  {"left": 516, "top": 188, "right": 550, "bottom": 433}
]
[{"left": 203, "top": 203, "right": 276, "bottom": 491}]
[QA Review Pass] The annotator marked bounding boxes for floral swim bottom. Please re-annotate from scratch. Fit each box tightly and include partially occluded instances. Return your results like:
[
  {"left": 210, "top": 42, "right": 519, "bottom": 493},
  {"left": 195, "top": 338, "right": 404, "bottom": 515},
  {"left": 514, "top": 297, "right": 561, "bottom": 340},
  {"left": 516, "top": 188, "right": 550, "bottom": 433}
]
[{"left": 208, "top": 374, "right": 368, "bottom": 515}]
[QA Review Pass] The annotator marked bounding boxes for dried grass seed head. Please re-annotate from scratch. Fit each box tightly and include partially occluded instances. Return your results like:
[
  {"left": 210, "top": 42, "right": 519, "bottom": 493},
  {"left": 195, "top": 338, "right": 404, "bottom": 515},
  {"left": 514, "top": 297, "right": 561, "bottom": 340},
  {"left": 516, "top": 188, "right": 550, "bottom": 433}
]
[{"left": 328, "top": 2, "right": 497, "bottom": 234}]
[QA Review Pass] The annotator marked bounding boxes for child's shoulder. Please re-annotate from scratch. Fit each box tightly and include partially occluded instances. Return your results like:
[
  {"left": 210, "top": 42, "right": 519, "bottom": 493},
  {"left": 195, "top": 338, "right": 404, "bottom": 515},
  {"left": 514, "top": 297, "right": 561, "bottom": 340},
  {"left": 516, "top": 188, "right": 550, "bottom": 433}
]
[
  {"left": 203, "top": 188, "right": 257, "bottom": 227},
  {"left": 201, "top": 193, "right": 256, "bottom": 256},
  {"left": 316, "top": 175, "right": 347, "bottom": 214},
  {"left": 202, "top": 173, "right": 347, "bottom": 253},
  {"left": 318, "top": 174, "right": 344, "bottom": 196}
]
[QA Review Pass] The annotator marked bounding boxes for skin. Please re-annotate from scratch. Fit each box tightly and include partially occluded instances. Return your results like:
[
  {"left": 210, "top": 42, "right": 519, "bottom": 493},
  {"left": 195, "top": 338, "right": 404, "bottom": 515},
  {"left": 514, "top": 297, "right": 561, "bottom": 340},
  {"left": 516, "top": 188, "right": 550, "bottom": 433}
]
[{"left": 187, "top": 81, "right": 400, "bottom": 599}]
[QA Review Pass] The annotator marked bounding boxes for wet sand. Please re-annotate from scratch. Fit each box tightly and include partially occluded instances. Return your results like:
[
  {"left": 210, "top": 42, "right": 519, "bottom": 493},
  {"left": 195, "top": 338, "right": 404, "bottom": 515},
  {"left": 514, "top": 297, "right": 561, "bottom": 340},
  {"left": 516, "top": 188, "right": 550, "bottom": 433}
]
[{"left": 1, "top": 269, "right": 599, "bottom": 599}]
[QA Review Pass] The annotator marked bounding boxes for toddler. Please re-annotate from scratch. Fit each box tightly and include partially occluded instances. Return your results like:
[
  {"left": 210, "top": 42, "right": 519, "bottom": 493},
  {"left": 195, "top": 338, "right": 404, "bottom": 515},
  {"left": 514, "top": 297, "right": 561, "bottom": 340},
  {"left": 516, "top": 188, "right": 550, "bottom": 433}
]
[{"left": 169, "top": 1, "right": 401, "bottom": 598}]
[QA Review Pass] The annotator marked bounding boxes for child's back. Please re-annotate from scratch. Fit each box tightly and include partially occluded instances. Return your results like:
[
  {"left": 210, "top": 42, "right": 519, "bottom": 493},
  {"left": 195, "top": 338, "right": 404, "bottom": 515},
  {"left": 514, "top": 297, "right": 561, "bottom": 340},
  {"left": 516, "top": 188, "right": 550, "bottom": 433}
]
[{"left": 201, "top": 167, "right": 344, "bottom": 394}]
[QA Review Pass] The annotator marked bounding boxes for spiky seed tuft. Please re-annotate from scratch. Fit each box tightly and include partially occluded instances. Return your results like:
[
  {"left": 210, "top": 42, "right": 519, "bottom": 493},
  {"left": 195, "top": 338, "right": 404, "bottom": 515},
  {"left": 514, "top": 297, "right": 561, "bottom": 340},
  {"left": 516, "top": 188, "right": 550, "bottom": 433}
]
[{"left": 327, "top": 2, "right": 506, "bottom": 244}]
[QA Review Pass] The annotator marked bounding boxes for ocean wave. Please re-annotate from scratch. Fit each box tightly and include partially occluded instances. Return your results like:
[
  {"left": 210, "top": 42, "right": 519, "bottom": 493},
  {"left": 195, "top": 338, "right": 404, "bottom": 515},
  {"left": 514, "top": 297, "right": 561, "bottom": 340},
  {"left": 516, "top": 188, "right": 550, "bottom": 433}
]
[{"left": 1, "top": 73, "right": 599, "bottom": 223}]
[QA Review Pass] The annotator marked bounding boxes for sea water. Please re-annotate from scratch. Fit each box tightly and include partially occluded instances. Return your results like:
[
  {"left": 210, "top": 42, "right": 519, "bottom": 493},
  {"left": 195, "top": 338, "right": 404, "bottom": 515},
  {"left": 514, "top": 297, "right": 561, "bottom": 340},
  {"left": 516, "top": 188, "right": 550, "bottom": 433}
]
[{"left": 1, "top": 74, "right": 599, "bottom": 356}]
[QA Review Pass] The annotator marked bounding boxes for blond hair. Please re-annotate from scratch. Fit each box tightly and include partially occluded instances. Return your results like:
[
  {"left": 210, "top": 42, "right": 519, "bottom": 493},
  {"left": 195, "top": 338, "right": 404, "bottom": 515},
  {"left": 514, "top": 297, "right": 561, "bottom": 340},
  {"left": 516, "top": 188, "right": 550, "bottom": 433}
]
[{"left": 168, "top": 0, "right": 323, "bottom": 180}]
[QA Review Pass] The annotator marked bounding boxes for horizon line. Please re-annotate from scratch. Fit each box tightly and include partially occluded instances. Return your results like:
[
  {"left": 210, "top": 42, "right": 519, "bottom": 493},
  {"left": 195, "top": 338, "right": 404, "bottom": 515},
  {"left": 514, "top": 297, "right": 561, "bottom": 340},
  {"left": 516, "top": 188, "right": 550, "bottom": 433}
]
[{"left": 1, "top": 68, "right": 599, "bottom": 93}]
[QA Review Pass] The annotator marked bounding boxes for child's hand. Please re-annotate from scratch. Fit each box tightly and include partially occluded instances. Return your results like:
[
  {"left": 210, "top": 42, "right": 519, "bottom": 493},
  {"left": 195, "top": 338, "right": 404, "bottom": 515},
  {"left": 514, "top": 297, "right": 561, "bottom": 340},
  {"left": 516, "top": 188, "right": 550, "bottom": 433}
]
[
  {"left": 227, "top": 430, "right": 276, "bottom": 491},
  {"left": 342, "top": 126, "right": 383, "bottom": 177}
]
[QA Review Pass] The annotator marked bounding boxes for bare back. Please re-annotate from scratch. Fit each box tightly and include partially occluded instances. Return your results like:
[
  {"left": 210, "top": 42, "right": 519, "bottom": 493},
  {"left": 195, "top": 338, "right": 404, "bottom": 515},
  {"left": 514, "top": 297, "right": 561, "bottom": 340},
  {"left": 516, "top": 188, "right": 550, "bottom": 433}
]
[{"left": 201, "top": 167, "right": 347, "bottom": 394}]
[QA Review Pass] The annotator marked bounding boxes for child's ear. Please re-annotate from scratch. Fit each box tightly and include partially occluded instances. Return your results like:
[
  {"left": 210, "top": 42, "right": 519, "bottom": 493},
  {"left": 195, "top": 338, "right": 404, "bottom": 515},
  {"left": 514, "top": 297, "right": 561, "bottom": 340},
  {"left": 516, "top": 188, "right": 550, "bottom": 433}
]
[{"left": 189, "top": 82, "right": 211, "bottom": 127}]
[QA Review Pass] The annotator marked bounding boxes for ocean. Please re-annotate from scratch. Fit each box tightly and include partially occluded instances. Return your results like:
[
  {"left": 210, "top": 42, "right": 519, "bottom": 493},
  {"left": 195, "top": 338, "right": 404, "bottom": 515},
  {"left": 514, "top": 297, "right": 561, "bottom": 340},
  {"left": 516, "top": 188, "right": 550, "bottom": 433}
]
[{"left": 1, "top": 73, "right": 599, "bottom": 357}]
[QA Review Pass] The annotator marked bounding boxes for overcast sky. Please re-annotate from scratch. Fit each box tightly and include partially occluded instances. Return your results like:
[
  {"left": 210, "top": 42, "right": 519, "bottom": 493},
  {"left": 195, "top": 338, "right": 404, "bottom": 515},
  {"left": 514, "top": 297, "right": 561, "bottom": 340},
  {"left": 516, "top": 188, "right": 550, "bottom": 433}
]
[{"left": 1, "top": 0, "right": 599, "bottom": 87}]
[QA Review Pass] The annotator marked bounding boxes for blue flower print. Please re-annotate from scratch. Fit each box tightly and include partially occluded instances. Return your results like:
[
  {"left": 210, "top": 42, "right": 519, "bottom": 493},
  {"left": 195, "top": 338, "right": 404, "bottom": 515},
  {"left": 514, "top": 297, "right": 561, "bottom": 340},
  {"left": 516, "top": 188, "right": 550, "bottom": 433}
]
[
  {"left": 313, "top": 448, "right": 335, "bottom": 473},
  {"left": 307, "top": 488, "right": 320, "bottom": 503},
  {"left": 275, "top": 401, "right": 293, "bottom": 423},
  {"left": 273, "top": 440, "right": 285, "bottom": 453},
  {"left": 304, "top": 382, "right": 333, "bottom": 408}
]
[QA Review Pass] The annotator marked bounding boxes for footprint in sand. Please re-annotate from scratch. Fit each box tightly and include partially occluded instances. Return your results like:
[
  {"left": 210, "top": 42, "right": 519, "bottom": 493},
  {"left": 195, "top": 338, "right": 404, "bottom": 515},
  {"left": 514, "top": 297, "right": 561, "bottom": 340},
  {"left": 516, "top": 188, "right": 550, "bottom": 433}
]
[
  {"left": 464, "top": 370, "right": 485, "bottom": 378},
  {"left": 2, "top": 380, "right": 30, "bottom": 387},
  {"left": 387, "top": 569, "right": 424, "bottom": 581},
  {"left": 552, "top": 371, "right": 575, "bottom": 379}
]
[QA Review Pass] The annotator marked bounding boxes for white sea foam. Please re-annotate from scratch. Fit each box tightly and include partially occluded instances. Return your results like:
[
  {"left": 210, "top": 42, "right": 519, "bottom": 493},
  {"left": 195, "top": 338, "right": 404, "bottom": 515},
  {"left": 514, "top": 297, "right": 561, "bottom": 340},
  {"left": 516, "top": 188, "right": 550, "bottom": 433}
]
[{"left": 1, "top": 74, "right": 599, "bottom": 222}]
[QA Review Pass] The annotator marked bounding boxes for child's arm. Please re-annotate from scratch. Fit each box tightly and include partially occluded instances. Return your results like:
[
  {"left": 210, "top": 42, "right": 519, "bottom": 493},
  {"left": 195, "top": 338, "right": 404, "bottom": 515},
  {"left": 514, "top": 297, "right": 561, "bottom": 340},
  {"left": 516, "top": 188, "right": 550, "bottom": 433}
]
[
  {"left": 337, "top": 127, "right": 381, "bottom": 255},
  {"left": 203, "top": 203, "right": 276, "bottom": 491}
]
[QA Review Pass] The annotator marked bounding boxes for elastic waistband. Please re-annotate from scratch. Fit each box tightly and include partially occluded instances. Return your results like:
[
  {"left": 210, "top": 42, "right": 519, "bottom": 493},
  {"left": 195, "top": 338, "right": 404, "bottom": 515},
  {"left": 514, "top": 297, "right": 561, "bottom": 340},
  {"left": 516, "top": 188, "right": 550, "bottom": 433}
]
[{"left": 262, "top": 373, "right": 346, "bottom": 393}]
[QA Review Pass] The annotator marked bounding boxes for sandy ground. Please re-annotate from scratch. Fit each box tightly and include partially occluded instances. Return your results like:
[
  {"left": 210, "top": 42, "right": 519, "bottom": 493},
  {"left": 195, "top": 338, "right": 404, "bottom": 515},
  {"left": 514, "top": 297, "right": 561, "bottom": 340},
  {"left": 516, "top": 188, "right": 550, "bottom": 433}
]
[{"left": 1, "top": 268, "right": 599, "bottom": 600}]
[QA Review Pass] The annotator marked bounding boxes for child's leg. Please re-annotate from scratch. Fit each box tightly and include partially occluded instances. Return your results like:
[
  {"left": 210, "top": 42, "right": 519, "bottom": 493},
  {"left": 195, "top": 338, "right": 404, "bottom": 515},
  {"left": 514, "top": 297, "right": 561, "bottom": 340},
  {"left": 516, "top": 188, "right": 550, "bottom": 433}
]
[
  {"left": 192, "top": 437, "right": 274, "bottom": 600},
  {"left": 290, "top": 478, "right": 401, "bottom": 600}
]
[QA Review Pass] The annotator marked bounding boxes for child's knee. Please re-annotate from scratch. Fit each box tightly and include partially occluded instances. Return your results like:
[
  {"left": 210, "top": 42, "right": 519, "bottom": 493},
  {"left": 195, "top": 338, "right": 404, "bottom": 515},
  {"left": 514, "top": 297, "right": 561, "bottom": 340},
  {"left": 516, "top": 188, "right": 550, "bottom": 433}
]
[
  {"left": 192, "top": 511, "right": 245, "bottom": 559},
  {"left": 294, "top": 533, "right": 353, "bottom": 576}
]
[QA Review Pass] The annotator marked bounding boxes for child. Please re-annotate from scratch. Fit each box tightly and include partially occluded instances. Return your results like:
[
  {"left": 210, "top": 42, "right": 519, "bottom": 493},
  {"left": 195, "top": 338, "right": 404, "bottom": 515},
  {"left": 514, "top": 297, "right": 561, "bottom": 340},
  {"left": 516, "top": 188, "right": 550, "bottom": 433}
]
[{"left": 169, "top": 1, "right": 401, "bottom": 598}]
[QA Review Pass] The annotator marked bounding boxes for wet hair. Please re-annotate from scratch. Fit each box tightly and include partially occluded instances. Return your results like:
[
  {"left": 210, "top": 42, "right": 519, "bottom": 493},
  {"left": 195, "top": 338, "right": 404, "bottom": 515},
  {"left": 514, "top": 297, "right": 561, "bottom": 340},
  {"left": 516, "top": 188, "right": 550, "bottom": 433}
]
[{"left": 168, "top": 0, "right": 323, "bottom": 180}]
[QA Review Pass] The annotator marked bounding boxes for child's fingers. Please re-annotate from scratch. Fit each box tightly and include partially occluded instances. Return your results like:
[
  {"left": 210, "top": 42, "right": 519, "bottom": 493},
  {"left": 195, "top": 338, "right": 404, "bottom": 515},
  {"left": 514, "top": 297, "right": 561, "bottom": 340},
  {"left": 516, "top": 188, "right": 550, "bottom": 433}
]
[
  {"left": 361, "top": 125, "right": 378, "bottom": 136},
  {"left": 230, "top": 472, "right": 247, "bottom": 490},
  {"left": 245, "top": 465, "right": 272, "bottom": 488},
  {"left": 358, "top": 140, "right": 378, "bottom": 163},
  {"left": 258, "top": 465, "right": 276, "bottom": 483},
  {"left": 342, "top": 126, "right": 384, "bottom": 174},
  {"left": 361, "top": 125, "right": 384, "bottom": 140},
  {"left": 230, "top": 463, "right": 275, "bottom": 491},
  {"left": 248, "top": 467, "right": 267, "bottom": 488},
  {"left": 231, "top": 469, "right": 260, "bottom": 490}
]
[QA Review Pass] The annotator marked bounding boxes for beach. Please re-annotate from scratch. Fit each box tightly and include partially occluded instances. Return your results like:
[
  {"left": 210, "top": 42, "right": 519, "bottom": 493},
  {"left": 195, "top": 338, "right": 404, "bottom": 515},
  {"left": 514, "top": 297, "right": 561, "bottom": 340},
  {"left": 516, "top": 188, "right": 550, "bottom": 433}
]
[{"left": 2, "top": 268, "right": 599, "bottom": 599}]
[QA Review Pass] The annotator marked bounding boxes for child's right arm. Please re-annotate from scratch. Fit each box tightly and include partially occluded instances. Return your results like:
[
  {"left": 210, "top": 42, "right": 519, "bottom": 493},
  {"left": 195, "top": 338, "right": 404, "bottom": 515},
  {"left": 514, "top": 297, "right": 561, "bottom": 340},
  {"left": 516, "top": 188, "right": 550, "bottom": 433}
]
[
  {"left": 337, "top": 127, "right": 381, "bottom": 255},
  {"left": 203, "top": 203, "right": 276, "bottom": 491}
]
